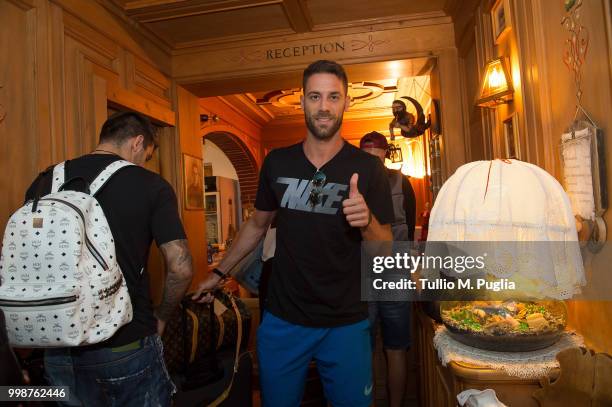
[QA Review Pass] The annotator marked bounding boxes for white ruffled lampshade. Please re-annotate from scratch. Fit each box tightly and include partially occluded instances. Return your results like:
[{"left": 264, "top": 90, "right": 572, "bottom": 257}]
[{"left": 427, "top": 159, "right": 585, "bottom": 299}]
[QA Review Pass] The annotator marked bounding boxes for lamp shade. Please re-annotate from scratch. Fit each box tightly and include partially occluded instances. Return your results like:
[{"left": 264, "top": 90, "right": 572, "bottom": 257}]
[
  {"left": 427, "top": 159, "right": 585, "bottom": 299},
  {"left": 476, "top": 57, "right": 513, "bottom": 107}
]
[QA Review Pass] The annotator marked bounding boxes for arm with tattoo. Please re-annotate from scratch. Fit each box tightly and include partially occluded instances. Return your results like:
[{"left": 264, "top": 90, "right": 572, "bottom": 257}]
[{"left": 156, "top": 239, "right": 194, "bottom": 322}]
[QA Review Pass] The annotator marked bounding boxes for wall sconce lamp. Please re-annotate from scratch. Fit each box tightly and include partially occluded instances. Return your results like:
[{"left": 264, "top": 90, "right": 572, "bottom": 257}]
[
  {"left": 385, "top": 138, "right": 427, "bottom": 179},
  {"left": 476, "top": 57, "right": 514, "bottom": 108},
  {"left": 387, "top": 143, "right": 403, "bottom": 164},
  {"left": 200, "top": 114, "right": 220, "bottom": 123}
]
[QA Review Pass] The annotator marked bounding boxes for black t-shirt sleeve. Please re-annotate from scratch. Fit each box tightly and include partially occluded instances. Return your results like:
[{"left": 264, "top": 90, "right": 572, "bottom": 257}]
[
  {"left": 255, "top": 154, "right": 279, "bottom": 211},
  {"left": 402, "top": 176, "right": 417, "bottom": 241},
  {"left": 364, "top": 159, "right": 394, "bottom": 225},
  {"left": 151, "top": 179, "right": 187, "bottom": 246}
]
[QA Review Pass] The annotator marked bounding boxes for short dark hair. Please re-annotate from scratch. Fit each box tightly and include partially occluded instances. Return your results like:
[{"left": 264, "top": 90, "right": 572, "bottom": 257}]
[
  {"left": 392, "top": 100, "right": 407, "bottom": 110},
  {"left": 302, "top": 60, "right": 349, "bottom": 94},
  {"left": 99, "top": 111, "right": 157, "bottom": 148}
]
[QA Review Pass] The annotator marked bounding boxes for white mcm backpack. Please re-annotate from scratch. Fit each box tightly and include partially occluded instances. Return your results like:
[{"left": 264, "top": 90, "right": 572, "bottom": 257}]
[{"left": 0, "top": 160, "right": 134, "bottom": 347}]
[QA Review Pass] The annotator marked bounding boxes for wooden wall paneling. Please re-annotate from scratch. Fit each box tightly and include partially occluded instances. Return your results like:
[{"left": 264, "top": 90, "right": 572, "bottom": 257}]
[
  {"left": 53, "top": 0, "right": 172, "bottom": 74},
  {"left": 33, "top": 0, "right": 57, "bottom": 170},
  {"left": 456, "top": 3, "right": 487, "bottom": 163},
  {"left": 82, "top": 60, "right": 103, "bottom": 154},
  {"left": 62, "top": 2, "right": 123, "bottom": 147},
  {"left": 176, "top": 85, "right": 208, "bottom": 290},
  {"left": 523, "top": 0, "right": 557, "bottom": 174},
  {"left": 474, "top": 2, "right": 495, "bottom": 160},
  {"left": 106, "top": 80, "right": 176, "bottom": 125},
  {"left": 44, "top": 1, "right": 69, "bottom": 166},
  {"left": 466, "top": 37, "right": 487, "bottom": 161},
  {"left": 151, "top": 118, "right": 181, "bottom": 306},
  {"left": 510, "top": 0, "right": 551, "bottom": 171},
  {"left": 88, "top": 56, "right": 175, "bottom": 125},
  {"left": 62, "top": 31, "right": 119, "bottom": 158},
  {"left": 458, "top": 51, "right": 473, "bottom": 162},
  {"left": 158, "top": 124, "right": 180, "bottom": 192},
  {"left": 533, "top": 0, "right": 612, "bottom": 355},
  {"left": 93, "top": 74, "right": 109, "bottom": 138},
  {"left": 62, "top": 11, "right": 121, "bottom": 67},
  {"left": 428, "top": 62, "right": 447, "bottom": 184},
  {"left": 132, "top": 54, "right": 173, "bottom": 108},
  {"left": 437, "top": 48, "right": 467, "bottom": 177},
  {"left": 606, "top": 0, "right": 612, "bottom": 99},
  {"left": 0, "top": 0, "right": 42, "bottom": 227}
]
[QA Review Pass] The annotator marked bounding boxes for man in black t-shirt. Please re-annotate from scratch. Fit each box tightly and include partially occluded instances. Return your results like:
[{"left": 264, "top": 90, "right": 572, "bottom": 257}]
[
  {"left": 25, "top": 112, "right": 192, "bottom": 406},
  {"left": 193, "top": 60, "right": 393, "bottom": 407}
]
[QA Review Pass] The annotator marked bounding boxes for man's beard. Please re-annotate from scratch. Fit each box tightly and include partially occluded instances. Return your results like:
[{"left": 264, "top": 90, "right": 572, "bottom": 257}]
[
  {"left": 305, "top": 111, "right": 343, "bottom": 140},
  {"left": 393, "top": 109, "right": 406, "bottom": 119}
]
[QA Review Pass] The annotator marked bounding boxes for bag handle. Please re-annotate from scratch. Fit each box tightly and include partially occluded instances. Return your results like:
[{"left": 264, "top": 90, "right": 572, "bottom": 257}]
[{"left": 208, "top": 293, "right": 244, "bottom": 407}]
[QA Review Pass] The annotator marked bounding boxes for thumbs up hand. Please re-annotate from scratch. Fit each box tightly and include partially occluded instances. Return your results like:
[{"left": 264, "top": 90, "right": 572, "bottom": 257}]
[{"left": 343, "top": 173, "right": 372, "bottom": 228}]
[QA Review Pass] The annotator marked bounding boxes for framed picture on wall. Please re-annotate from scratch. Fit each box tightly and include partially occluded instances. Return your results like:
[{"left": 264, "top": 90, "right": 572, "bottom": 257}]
[
  {"left": 503, "top": 114, "right": 520, "bottom": 159},
  {"left": 183, "top": 153, "right": 204, "bottom": 210},
  {"left": 204, "top": 163, "right": 213, "bottom": 177},
  {"left": 491, "top": 0, "right": 512, "bottom": 44}
]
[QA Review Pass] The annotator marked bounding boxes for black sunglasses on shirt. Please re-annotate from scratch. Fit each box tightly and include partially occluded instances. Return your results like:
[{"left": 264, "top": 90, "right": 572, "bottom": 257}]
[{"left": 308, "top": 170, "right": 327, "bottom": 207}]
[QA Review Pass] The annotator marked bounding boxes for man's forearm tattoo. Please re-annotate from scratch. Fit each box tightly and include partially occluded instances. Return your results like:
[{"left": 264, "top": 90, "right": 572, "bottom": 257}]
[{"left": 156, "top": 239, "right": 193, "bottom": 321}]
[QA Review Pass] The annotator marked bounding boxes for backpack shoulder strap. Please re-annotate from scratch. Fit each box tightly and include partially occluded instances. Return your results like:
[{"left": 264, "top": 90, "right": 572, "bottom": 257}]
[
  {"left": 90, "top": 160, "right": 135, "bottom": 196},
  {"left": 50, "top": 162, "right": 67, "bottom": 193}
]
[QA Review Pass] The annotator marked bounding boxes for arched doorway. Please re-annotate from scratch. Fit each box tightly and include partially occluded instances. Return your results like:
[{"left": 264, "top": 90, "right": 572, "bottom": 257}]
[{"left": 203, "top": 131, "right": 259, "bottom": 210}]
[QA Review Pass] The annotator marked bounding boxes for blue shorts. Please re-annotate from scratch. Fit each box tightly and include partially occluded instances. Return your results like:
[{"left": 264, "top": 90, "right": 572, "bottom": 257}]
[
  {"left": 368, "top": 301, "right": 412, "bottom": 350},
  {"left": 257, "top": 312, "right": 373, "bottom": 407}
]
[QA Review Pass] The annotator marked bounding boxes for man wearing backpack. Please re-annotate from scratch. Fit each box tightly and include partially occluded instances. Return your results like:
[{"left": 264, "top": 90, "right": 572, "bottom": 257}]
[{"left": 22, "top": 112, "right": 193, "bottom": 406}]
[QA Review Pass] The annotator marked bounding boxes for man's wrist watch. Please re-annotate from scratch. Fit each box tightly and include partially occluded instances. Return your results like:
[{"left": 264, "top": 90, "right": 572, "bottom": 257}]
[{"left": 212, "top": 267, "right": 228, "bottom": 280}]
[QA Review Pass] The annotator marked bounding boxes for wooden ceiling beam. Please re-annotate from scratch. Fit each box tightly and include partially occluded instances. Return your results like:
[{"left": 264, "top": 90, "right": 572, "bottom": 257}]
[
  {"left": 122, "top": 0, "right": 185, "bottom": 10},
  {"left": 123, "top": 0, "right": 282, "bottom": 23},
  {"left": 281, "top": 0, "right": 312, "bottom": 33},
  {"left": 443, "top": 0, "right": 461, "bottom": 17}
]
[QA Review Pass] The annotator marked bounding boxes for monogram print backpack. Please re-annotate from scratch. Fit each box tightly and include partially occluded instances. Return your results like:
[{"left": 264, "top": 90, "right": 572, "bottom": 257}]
[{"left": 0, "top": 160, "right": 133, "bottom": 347}]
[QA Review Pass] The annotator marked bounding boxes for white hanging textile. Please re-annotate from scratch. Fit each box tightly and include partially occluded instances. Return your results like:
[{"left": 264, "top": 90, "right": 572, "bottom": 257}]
[
  {"left": 560, "top": 127, "right": 595, "bottom": 220},
  {"left": 426, "top": 159, "right": 585, "bottom": 299}
]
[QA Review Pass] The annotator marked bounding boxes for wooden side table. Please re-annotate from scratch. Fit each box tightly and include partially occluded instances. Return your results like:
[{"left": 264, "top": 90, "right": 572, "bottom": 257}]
[{"left": 415, "top": 304, "right": 558, "bottom": 407}]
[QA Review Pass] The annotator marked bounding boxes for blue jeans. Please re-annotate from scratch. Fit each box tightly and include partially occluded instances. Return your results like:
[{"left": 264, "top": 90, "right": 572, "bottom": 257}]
[{"left": 44, "top": 335, "right": 175, "bottom": 407}]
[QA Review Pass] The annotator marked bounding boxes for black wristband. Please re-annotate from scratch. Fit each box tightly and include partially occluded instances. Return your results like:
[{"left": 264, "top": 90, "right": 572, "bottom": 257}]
[{"left": 212, "top": 267, "right": 227, "bottom": 280}]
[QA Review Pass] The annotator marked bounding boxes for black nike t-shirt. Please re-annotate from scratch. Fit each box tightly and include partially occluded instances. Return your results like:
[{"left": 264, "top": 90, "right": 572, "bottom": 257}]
[
  {"left": 25, "top": 154, "right": 186, "bottom": 347},
  {"left": 255, "top": 142, "right": 394, "bottom": 327}
]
